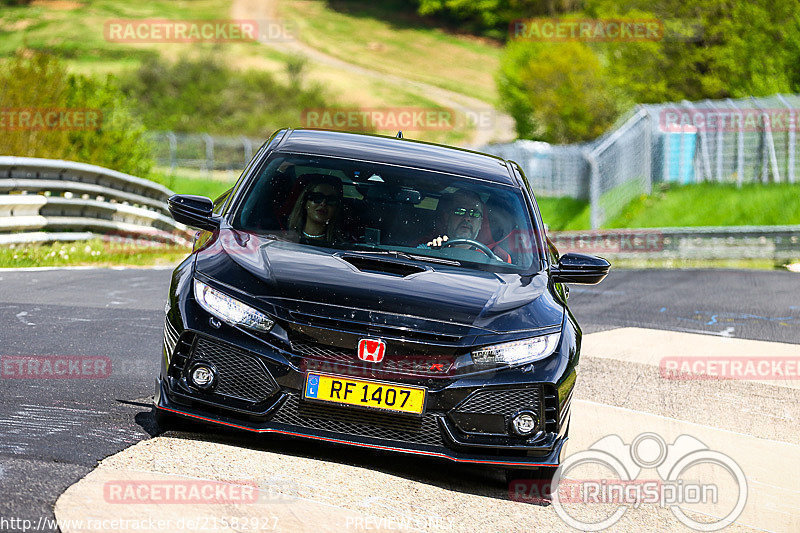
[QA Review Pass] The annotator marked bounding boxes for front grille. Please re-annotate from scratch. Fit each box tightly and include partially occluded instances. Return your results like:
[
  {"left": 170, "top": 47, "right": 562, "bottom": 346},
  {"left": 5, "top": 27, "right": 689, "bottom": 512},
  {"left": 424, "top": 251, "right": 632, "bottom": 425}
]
[
  {"left": 543, "top": 384, "right": 560, "bottom": 433},
  {"left": 188, "top": 336, "right": 279, "bottom": 403},
  {"left": 449, "top": 387, "right": 542, "bottom": 435},
  {"left": 288, "top": 311, "right": 463, "bottom": 344},
  {"left": 163, "top": 316, "right": 179, "bottom": 358},
  {"left": 455, "top": 387, "right": 541, "bottom": 415},
  {"left": 293, "top": 341, "right": 352, "bottom": 363},
  {"left": 292, "top": 340, "right": 455, "bottom": 376},
  {"left": 271, "top": 393, "right": 444, "bottom": 448}
]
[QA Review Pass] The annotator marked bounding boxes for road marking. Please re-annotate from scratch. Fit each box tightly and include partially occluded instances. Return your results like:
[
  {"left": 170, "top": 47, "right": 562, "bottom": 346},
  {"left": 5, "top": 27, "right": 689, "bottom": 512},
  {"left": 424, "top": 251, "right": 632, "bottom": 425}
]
[{"left": 15, "top": 311, "right": 34, "bottom": 326}]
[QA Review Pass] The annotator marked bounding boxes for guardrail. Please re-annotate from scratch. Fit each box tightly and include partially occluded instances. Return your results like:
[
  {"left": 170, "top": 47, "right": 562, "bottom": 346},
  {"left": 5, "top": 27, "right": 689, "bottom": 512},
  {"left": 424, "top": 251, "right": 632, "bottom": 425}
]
[
  {"left": 2, "top": 157, "right": 798, "bottom": 263},
  {"left": 0, "top": 157, "right": 192, "bottom": 246},
  {"left": 551, "top": 225, "right": 800, "bottom": 261}
]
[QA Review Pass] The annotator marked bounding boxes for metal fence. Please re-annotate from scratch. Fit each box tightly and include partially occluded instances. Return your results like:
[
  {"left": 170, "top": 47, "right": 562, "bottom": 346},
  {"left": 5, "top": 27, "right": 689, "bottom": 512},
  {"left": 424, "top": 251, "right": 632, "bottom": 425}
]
[
  {"left": 481, "top": 93, "right": 800, "bottom": 228},
  {"left": 150, "top": 93, "right": 800, "bottom": 229},
  {"left": 148, "top": 132, "right": 263, "bottom": 174}
]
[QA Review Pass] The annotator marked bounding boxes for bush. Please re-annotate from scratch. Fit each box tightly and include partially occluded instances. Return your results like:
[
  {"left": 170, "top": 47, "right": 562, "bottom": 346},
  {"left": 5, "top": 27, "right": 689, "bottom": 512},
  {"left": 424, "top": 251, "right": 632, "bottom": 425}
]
[
  {"left": 413, "top": 0, "right": 584, "bottom": 39},
  {"left": 497, "top": 40, "right": 621, "bottom": 143},
  {"left": 0, "top": 51, "right": 152, "bottom": 176},
  {"left": 119, "top": 55, "right": 330, "bottom": 138}
]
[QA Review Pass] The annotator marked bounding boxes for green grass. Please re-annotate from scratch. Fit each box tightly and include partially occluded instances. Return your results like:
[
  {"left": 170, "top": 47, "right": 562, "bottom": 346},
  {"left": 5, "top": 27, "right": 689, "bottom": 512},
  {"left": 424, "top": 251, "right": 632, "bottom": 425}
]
[
  {"left": 0, "top": 0, "right": 482, "bottom": 145},
  {"left": 0, "top": 239, "right": 190, "bottom": 268},
  {"left": 535, "top": 196, "right": 588, "bottom": 231},
  {"left": 279, "top": 0, "right": 502, "bottom": 104},
  {"left": 536, "top": 183, "right": 800, "bottom": 231},
  {"left": 606, "top": 182, "right": 800, "bottom": 228},
  {"left": 0, "top": 0, "right": 230, "bottom": 63},
  {"left": 147, "top": 170, "right": 233, "bottom": 199}
]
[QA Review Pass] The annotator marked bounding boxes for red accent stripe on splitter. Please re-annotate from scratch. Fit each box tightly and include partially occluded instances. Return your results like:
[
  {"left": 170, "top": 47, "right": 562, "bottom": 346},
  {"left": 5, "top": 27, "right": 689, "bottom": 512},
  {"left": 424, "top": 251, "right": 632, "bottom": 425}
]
[{"left": 156, "top": 405, "right": 555, "bottom": 467}]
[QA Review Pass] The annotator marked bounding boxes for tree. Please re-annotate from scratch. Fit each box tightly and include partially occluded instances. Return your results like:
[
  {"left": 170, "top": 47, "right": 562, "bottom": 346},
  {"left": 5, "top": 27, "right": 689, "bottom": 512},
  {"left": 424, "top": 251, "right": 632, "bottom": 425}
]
[
  {"left": 414, "top": 0, "right": 584, "bottom": 38},
  {"left": 0, "top": 51, "right": 152, "bottom": 176},
  {"left": 497, "top": 40, "right": 621, "bottom": 142},
  {"left": 587, "top": 0, "right": 800, "bottom": 102}
]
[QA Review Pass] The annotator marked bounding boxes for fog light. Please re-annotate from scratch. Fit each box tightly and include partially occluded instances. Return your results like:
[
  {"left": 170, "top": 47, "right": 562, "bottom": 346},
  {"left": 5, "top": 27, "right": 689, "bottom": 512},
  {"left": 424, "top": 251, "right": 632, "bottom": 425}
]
[
  {"left": 189, "top": 363, "right": 216, "bottom": 390},
  {"left": 511, "top": 411, "right": 537, "bottom": 436}
]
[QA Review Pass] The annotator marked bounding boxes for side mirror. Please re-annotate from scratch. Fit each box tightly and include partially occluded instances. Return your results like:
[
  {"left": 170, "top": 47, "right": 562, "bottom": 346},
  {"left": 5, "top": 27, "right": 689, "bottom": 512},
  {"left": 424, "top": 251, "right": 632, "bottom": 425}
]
[
  {"left": 551, "top": 252, "right": 610, "bottom": 285},
  {"left": 168, "top": 194, "right": 220, "bottom": 231}
]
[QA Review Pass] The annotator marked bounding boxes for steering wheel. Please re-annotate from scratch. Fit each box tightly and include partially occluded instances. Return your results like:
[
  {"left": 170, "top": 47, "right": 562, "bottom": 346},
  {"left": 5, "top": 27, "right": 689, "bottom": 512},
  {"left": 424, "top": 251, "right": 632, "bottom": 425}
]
[{"left": 441, "top": 238, "right": 504, "bottom": 262}]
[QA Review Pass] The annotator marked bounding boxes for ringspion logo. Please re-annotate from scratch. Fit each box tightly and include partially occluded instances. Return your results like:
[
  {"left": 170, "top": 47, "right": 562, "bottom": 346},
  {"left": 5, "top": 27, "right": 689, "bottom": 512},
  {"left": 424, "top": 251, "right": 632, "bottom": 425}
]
[{"left": 512, "top": 433, "right": 748, "bottom": 531}]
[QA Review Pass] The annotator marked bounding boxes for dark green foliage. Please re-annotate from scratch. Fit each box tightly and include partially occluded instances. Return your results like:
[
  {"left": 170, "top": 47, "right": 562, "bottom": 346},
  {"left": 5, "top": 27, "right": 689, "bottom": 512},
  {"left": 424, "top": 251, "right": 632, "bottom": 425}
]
[
  {"left": 413, "top": 0, "right": 583, "bottom": 38},
  {"left": 119, "top": 55, "right": 330, "bottom": 137},
  {"left": 0, "top": 51, "right": 152, "bottom": 176},
  {"left": 497, "top": 40, "right": 621, "bottom": 142},
  {"left": 494, "top": 0, "right": 800, "bottom": 142}
]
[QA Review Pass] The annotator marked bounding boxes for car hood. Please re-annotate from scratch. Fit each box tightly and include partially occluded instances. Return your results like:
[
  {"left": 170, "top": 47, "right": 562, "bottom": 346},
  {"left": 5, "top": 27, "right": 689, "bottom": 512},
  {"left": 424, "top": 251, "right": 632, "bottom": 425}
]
[{"left": 195, "top": 231, "right": 563, "bottom": 335}]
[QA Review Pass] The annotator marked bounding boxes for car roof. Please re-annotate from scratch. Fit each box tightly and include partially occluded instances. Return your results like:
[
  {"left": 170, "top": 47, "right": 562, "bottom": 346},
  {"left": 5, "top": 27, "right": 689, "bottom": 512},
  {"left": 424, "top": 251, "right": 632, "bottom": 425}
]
[{"left": 273, "top": 129, "right": 516, "bottom": 185}]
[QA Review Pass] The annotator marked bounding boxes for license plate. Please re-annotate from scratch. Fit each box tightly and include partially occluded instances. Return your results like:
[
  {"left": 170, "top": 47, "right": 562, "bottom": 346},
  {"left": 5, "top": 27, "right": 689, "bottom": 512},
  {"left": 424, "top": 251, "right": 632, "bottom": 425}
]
[{"left": 303, "top": 372, "right": 426, "bottom": 416}]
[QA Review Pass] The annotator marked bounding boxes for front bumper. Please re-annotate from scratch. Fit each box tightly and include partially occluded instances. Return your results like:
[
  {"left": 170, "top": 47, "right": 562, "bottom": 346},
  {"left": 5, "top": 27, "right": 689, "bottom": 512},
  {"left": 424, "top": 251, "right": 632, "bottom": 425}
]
[
  {"left": 157, "top": 324, "right": 574, "bottom": 467},
  {"left": 156, "top": 378, "right": 568, "bottom": 467}
]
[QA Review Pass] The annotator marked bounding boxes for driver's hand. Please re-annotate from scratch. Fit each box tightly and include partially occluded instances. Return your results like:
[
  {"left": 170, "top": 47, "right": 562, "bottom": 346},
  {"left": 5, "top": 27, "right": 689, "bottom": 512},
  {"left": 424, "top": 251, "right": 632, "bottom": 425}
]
[{"left": 427, "top": 235, "right": 449, "bottom": 248}]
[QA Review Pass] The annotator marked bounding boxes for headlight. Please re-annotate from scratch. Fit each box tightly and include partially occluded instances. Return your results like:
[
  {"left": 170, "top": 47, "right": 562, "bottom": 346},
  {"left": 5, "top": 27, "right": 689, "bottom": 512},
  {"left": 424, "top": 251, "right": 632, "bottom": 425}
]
[
  {"left": 193, "top": 279, "right": 274, "bottom": 332},
  {"left": 471, "top": 333, "right": 560, "bottom": 367}
]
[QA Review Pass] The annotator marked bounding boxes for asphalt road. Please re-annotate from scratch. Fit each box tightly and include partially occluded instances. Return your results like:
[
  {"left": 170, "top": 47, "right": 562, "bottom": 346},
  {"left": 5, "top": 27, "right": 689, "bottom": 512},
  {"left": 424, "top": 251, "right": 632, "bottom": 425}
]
[{"left": 0, "top": 267, "right": 798, "bottom": 531}]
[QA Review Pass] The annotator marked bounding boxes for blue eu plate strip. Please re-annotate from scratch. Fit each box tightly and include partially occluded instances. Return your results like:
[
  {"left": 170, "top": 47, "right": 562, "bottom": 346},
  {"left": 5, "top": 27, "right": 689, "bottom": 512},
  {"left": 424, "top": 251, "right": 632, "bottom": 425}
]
[{"left": 305, "top": 373, "right": 320, "bottom": 399}]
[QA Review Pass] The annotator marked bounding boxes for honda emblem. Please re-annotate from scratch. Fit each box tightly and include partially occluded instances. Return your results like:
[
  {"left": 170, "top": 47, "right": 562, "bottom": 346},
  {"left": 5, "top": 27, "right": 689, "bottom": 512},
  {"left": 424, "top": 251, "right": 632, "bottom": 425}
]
[{"left": 357, "top": 338, "right": 386, "bottom": 363}]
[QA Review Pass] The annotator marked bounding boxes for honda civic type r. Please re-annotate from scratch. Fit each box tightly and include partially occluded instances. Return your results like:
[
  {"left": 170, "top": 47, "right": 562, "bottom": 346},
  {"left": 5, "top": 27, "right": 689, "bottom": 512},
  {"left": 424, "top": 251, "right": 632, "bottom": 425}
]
[{"left": 156, "top": 128, "right": 609, "bottom": 472}]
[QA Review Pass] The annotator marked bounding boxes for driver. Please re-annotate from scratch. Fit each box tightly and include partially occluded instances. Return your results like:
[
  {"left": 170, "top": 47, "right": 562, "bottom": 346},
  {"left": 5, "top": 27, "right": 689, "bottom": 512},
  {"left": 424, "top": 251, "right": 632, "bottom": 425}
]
[{"left": 420, "top": 189, "right": 512, "bottom": 262}]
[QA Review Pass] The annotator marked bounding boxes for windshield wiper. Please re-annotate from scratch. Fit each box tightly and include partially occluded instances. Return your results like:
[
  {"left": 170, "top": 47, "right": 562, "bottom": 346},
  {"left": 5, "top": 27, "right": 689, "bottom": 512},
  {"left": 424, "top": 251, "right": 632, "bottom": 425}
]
[{"left": 349, "top": 249, "right": 461, "bottom": 266}]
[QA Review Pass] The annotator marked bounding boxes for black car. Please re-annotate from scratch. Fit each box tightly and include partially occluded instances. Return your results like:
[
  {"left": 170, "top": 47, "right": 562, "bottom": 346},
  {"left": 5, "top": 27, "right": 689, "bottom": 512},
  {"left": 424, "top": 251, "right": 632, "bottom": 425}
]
[{"left": 156, "top": 129, "right": 608, "bottom": 475}]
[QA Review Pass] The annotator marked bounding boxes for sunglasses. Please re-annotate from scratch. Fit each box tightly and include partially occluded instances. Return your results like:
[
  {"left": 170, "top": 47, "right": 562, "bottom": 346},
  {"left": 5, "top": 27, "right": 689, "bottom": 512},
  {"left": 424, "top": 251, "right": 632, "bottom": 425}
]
[
  {"left": 453, "top": 207, "right": 482, "bottom": 219},
  {"left": 307, "top": 191, "right": 340, "bottom": 206}
]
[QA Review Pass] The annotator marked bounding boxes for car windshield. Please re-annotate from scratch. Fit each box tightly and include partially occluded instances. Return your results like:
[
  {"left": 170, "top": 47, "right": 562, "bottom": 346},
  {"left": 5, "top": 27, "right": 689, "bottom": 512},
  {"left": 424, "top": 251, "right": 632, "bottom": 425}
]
[{"left": 231, "top": 153, "right": 542, "bottom": 271}]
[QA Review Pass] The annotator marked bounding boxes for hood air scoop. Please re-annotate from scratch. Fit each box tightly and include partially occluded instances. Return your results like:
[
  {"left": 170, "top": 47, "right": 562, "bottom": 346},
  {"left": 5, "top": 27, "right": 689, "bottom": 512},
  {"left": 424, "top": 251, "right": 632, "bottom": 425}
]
[{"left": 340, "top": 255, "right": 427, "bottom": 277}]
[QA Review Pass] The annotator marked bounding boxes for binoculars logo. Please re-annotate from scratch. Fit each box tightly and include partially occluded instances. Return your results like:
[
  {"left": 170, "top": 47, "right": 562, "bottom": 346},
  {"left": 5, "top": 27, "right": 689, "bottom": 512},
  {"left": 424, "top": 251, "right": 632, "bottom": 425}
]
[{"left": 551, "top": 432, "right": 748, "bottom": 531}]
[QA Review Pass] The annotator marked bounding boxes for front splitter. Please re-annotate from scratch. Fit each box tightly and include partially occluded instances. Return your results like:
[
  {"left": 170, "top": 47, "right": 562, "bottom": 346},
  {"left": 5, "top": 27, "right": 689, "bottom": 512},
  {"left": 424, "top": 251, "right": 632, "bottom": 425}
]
[{"left": 155, "top": 379, "right": 564, "bottom": 468}]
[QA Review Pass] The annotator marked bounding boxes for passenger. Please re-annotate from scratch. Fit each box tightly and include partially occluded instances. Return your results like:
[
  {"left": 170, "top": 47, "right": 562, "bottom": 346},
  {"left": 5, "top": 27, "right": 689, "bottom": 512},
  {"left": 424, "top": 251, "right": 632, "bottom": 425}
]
[
  {"left": 287, "top": 174, "right": 344, "bottom": 244},
  {"left": 485, "top": 196, "right": 520, "bottom": 262}
]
